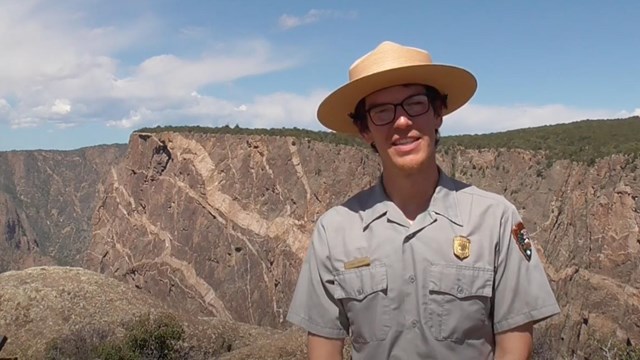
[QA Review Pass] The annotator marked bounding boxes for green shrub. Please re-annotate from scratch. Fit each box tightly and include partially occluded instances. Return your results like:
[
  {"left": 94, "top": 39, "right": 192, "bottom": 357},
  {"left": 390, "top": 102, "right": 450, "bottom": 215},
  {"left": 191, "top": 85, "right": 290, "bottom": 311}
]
[
  {"left": 44, "top": 326, "right": 115, "bottom": 360},
  {"left": 439, "top": 116, "right": 640, "bottom": 165},
  {"left": 44, "top": 312, "right": 186, "bottom": 360}
]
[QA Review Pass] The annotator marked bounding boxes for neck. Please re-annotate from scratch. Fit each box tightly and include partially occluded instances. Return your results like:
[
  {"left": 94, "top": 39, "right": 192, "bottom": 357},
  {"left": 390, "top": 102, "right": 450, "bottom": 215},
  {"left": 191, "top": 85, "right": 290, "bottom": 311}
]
[{"left": 382, "top": 161, "right": 440, "bottom": 222}]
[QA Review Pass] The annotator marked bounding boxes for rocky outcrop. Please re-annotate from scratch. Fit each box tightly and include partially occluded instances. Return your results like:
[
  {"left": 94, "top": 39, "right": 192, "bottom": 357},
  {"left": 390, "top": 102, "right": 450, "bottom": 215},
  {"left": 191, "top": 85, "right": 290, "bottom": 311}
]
[
  {"left": 0, "top": 266, "right": 301, "bottom": 359},
  {"left": 84, "top": 132, "right": 380, "bottom": 328}
]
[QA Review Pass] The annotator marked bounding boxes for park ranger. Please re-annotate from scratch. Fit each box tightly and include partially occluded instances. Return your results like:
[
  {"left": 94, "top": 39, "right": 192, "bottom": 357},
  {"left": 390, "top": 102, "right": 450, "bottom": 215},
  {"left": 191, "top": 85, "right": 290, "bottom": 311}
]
[{"left": 286, "top": 41, "right": 560, "bottom": 359}]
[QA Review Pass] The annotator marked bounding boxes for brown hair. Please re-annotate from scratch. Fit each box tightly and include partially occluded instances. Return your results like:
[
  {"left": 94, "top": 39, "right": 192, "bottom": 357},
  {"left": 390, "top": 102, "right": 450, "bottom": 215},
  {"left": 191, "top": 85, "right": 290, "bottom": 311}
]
[{"left": 348, "top": 84, "right": 447, "bottom": 151}]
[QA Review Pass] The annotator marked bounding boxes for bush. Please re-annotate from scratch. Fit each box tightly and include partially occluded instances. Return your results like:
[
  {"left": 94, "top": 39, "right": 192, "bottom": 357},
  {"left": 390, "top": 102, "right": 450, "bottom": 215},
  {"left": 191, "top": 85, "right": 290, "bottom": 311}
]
[
  {"left": 44, "top": 326, "right": 115, "bottom": 360},
  {"left": 45, "top": 312, "right": 186, "bottom": 360}
]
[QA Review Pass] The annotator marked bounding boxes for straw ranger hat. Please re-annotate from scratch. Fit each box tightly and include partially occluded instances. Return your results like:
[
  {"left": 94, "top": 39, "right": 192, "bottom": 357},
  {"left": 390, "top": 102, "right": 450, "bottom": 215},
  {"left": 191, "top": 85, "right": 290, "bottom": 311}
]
[{"left": 317, "top": 41, "right": 477, "bottom": 134}]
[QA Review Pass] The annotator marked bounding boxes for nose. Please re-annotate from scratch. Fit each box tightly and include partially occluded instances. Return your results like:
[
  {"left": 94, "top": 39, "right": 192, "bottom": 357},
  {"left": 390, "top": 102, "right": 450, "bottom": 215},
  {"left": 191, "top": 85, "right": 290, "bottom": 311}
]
[{"left": 393, "top": 106, "right": 413, "bottom": 128}]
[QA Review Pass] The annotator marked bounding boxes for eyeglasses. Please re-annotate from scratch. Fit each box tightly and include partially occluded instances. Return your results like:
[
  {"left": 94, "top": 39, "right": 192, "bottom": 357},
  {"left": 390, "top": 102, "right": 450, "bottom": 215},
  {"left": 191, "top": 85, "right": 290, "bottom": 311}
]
[{"left": 366, "top": 94, "right": 432, "bottom": 126}]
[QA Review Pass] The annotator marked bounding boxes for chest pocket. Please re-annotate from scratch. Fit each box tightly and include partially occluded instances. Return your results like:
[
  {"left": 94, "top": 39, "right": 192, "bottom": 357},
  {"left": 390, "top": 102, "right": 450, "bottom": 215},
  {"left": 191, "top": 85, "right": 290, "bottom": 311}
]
[
  {"left": 332, "top": 264, "right": 391, "bottom": 344},
  {"left": 425, "top": 264, "right": 494, "bottom": 342}
]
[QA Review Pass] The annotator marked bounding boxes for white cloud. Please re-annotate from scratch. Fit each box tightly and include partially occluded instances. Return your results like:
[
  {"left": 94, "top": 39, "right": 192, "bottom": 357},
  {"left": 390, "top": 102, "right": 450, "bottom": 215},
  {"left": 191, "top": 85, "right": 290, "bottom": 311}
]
[
  {"left": 618, "top": 108, "right": 640, "bottom": 117},
  {"left": 0, "top": 1, "right": 296, "bottom": 131},
  {"left": 107, "top": 108, "right": 152, "bottom": 129},
  {"left": 179, "top": 26, "right": 208, "bottom": 38},
  {"left": 55, "top": 122, "right": 77, "bottom": 129},
  {"left": 278, "top": 9, "right": 356, "bottom": 30},
  {"left": 443, "top": 103, "right": 632, "bottom": 136},
  {"left": 51, "top": 99, "right": 72, "bottom": 115},
  {"left": 112, "top": 41, "right": 292, "bottom": 100},
  {"left": 0, "top": 2, "right": 151, "bottom": 97},
  {"left": 278, "top": 15, "right": 303, "bottom": 30},
  {"left": 10, "top": 117, "right": 41, "bottom": 129},
  {"left": 237, "top": 91, "right": 328, "bottom": 129},
  {"left": 0, "top": 2, "right": 633, "bottom": 138},
  {"left": 0, "top": 98, "right": 10, "bottom": 112},
  {"left": 96, "top": 89, "right": 329, "bottom": 130}
]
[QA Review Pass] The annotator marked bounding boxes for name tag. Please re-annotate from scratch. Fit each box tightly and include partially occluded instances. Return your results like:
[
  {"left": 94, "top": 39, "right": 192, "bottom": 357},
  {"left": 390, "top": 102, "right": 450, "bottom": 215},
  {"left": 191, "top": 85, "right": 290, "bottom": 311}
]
[{"left": 344, "top": 257, "right": 371, "bottom": 270}]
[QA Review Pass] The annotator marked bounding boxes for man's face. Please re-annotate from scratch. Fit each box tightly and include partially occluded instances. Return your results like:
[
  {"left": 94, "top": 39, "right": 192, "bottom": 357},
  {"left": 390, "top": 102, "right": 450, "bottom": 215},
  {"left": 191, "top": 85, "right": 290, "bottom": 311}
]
[{"left": 360, "top": 84, "right": 442, "bottom": 175}]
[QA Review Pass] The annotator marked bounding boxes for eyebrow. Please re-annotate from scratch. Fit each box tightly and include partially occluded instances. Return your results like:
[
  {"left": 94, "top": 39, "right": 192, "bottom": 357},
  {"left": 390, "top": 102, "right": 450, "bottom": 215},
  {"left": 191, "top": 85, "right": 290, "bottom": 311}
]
[{"left": 365, "top": 91, "right": 425, "bottom": 109}]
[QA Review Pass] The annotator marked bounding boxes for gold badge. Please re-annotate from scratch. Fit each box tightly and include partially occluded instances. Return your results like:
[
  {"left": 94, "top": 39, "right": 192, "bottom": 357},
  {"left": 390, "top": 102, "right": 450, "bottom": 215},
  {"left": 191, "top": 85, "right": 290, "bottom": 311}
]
[{"left": 453, "top": 236, "right": 471, "bottom": 260}]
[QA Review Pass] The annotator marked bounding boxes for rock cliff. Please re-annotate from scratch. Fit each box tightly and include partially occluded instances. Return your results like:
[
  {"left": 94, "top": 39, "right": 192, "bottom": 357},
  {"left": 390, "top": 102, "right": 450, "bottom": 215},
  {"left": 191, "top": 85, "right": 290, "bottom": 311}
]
[
  {"left": 0, "top": 145, "right": 127, "bottom": 271},
  {"left": 83, "top": 130, "right": 639, "bottom": 356},
  {"left": 439, "top": 149, "right": 640, "bottom": 356},
  {"left": 84, "top": 132, "right": 380, "bottom": 327},
  {"left": 1, "top": 125, "right": 638, "bottom": 357}
]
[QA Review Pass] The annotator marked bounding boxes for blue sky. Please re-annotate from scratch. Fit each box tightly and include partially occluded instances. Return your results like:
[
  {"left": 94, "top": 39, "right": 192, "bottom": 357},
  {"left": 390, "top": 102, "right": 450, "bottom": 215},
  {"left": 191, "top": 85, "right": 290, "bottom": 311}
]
[{"left": 0, "top": 0, "right": 638, "bottom": 151}]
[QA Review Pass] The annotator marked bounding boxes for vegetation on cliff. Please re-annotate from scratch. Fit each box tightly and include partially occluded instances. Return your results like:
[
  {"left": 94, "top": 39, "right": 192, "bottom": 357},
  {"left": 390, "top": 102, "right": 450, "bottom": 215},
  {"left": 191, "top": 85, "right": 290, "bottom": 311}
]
[
  {"left": 441, "top": 116, "right": 640, "bottom": 166},
  {"left": 45, "top": 312, "right": 186, "bottom": 360},
  {"left": 137, "top": 124, "right": 366, "bottom": 149},
  {"left": 137, "top": 116, "right": 640, "bottom": 165}
]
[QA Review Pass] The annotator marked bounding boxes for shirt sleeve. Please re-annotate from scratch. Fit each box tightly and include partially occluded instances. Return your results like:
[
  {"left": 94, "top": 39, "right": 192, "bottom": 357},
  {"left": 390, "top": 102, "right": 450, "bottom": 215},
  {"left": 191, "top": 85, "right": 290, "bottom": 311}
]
[
  {"left": 286, "top": 218, "right": 350, "bottom": 338},
  {"left": 492, "top": 203, "right": 561, "bottom": 333}
]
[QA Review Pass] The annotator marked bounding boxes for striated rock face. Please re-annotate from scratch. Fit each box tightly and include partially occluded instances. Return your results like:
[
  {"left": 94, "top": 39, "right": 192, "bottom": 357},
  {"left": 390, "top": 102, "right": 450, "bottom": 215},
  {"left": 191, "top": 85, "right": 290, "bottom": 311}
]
[
  {"left": 0, "top": 192, "right": 51, "bottom": 272},
  {"left": 0, "top": 145, "right": 127, "bottom": 269},
  {"left": 84, "top": 132, "right": 380, "bottom": 328},
  {"left": 83, "top": 132, "right": 640, "bottom": 356},
  {"left": 439, "top": 149, "right": 640, "bottom": 355}
]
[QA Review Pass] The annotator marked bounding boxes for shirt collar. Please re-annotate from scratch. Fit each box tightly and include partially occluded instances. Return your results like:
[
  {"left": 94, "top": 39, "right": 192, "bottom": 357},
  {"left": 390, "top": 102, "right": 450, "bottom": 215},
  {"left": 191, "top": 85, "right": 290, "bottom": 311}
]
[
  {"left": 429, "top": 170, "right": 463, "bottom": 226},
  {"left": 361, "top": 177, "right": 392, "bottom": 229},
  {"left": 360, "top": 169, "right": 463, "bottom": 230}
]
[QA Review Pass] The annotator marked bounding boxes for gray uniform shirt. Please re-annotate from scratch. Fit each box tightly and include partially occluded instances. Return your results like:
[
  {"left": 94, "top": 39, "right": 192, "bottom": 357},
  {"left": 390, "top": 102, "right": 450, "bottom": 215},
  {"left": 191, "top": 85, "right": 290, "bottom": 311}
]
[{"left": 287, "top": 171, "right": 560, "bottom": 359}]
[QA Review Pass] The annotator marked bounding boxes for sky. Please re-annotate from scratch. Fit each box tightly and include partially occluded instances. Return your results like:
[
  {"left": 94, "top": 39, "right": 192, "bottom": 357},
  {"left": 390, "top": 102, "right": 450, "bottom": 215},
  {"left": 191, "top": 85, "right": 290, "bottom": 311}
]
[{"left": 0, "top": 0, "right": 638, "bottom": 151}]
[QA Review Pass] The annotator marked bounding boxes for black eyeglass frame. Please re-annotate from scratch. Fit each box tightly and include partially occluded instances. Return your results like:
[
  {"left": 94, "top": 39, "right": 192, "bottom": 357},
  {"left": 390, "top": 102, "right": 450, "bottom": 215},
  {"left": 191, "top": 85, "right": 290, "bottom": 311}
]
[{"left": 365, "top": 93, "right": 432, "bottom": 126}]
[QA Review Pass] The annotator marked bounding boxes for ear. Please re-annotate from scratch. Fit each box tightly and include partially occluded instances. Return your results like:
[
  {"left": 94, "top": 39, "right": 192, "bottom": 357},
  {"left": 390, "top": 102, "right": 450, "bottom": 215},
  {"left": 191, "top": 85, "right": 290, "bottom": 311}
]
[{"left": 359, "top": 130, "right": 373, "bottom": 147}]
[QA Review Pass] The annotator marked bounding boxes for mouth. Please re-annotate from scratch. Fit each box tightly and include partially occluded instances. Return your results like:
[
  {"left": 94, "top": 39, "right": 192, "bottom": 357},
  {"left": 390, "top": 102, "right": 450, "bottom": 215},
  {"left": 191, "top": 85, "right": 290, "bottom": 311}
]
[
  {"left": 391, "top": 137, "right": 420, "bottom": 147},
  {"left": 389, "top": 137, "right": 422, "bottom": 154}
]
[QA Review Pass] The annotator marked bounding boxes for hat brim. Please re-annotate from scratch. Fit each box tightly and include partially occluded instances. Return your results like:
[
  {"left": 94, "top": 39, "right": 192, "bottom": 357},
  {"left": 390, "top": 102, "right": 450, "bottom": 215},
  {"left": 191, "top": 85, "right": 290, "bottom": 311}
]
[{"left": 317, "top": 64, "right": 477, "bottom": 134}]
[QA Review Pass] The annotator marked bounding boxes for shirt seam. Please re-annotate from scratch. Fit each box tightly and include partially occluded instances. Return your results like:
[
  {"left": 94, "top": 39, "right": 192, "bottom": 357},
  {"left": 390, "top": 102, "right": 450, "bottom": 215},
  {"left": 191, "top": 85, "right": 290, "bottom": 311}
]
[
  {"left": 493, "top": 303, "right": 560, "bottom": 333},
  {"left": 286, "top": 311, "right": 348, "bottom": 338}
]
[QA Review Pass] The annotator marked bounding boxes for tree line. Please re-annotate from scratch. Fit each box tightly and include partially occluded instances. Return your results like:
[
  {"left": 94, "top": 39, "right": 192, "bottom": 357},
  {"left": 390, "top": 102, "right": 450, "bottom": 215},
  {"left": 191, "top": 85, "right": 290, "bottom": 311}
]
[{"left": 137, "top": 116, "right": 640, "bottom": 165}]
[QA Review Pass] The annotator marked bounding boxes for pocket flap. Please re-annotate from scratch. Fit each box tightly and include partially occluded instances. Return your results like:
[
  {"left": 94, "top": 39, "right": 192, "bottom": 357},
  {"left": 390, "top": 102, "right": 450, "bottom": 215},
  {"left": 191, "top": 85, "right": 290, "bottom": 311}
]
[
  {"left": 332, "top": 264, "right": 388, "bottom": 301},
  {"left": 429, "top": 265, "right": 493, "bottom": 298}
]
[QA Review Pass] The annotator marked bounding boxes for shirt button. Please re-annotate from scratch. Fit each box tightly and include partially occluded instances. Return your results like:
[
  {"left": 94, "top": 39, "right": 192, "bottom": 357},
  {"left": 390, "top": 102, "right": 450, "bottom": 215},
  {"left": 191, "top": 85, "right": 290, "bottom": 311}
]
[
  {"left": 456, "top": 285, "right": 464, "bottom": 295},
  {"left": 408, "top": 275, "right": 416, "bottom": 283},
  {"left": 411, "top": 320, "right": 419, "bottom": 328},
  {"left": 356, "top": 288, "right": 363, "bottom": 296}
]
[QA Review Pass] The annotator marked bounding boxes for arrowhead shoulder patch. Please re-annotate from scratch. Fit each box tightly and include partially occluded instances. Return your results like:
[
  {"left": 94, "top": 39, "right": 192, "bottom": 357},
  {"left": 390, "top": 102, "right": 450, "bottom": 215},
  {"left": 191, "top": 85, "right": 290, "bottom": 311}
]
[{"left": 511, "top": 222, "right": 532, "bottom": 262}]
